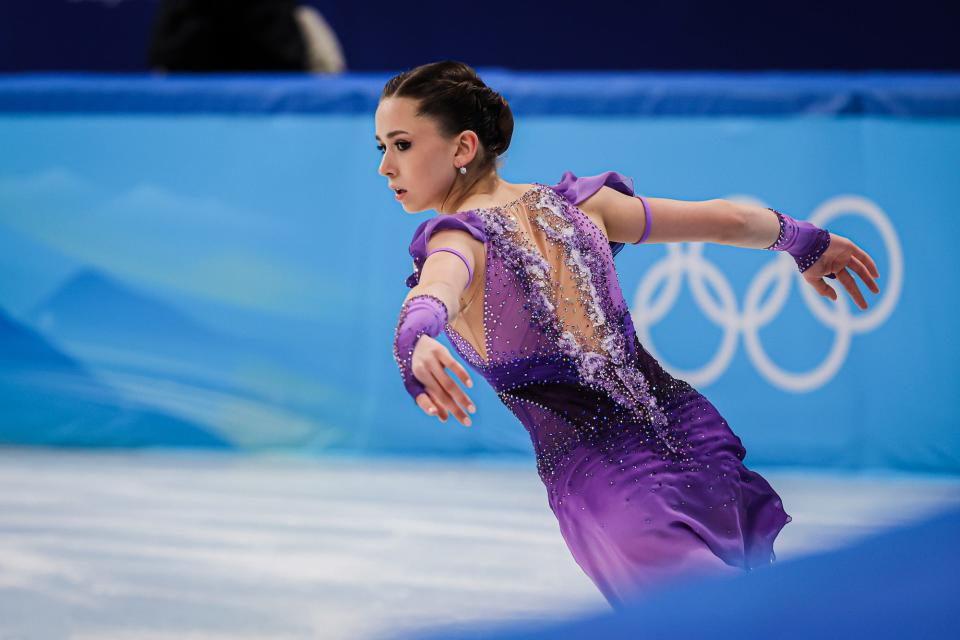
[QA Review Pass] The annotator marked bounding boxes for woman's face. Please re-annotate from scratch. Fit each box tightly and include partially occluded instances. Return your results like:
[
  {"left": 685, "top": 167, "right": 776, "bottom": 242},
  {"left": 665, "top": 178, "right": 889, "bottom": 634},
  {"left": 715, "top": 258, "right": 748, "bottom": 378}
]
[{"left": 375, "top": 96, "right": 463, "bottom": 213}]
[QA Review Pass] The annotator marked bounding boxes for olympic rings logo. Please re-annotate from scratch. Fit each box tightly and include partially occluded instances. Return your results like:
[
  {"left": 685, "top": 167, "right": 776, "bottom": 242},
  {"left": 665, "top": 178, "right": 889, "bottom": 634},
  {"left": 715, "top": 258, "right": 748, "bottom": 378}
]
[{"left": 628, "top": 195, "right": 903, "bottom": 392}]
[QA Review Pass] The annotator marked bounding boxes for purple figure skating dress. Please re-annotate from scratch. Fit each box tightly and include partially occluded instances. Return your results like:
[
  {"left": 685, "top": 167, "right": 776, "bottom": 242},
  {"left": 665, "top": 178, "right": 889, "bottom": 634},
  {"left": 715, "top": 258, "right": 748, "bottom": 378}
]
[{"left": 405, "top": 170, "right": 792, "bottom": 608}]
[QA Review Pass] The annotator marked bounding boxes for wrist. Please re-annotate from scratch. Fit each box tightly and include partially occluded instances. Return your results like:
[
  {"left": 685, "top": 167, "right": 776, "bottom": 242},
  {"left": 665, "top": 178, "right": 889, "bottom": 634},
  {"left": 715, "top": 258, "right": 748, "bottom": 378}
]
[
  {"left": 764, "top": 209, "right": 833, "bottom": 274},
  {"left": 393, "top": 294, "right": 449, "bottom": 399}
]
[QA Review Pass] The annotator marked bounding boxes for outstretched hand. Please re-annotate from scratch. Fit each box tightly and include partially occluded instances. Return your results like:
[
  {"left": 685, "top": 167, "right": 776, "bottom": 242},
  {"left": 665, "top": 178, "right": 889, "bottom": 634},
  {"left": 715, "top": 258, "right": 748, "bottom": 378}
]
[
  {"left": 804, "top": 233, "right": 881, "bottom": 310},
  {"left": 410, "top": 335, "right": 476, "bottom": 427}
]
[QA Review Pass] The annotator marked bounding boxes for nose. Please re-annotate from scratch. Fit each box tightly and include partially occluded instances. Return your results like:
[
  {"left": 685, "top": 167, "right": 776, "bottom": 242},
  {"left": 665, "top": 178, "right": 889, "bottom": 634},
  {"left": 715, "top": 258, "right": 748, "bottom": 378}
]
[{"left": 378, "top": 152, "right": 394, "bottom": 177}]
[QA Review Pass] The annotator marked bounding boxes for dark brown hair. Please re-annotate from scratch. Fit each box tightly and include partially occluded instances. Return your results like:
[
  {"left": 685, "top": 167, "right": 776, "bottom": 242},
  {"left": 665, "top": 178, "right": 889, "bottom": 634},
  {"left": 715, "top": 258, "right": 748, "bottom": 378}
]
[{"left": 380, "top": 60, "right": 515, "bottom": 179}]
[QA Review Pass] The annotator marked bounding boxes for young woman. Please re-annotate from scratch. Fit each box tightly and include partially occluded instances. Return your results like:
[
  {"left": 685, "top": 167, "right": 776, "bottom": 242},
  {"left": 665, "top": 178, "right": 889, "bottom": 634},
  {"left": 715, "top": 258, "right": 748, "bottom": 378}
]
[{"left": 380, "top": 61, "right": 881, "bottom": 609}]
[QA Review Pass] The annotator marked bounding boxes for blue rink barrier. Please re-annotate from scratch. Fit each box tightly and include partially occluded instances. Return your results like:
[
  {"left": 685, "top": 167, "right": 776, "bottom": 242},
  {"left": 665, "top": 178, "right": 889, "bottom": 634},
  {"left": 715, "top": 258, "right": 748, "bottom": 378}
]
[
  {"left": 405, "top": 504, "right": 960, "bottom": 639},
  {"left": 0, "top": 72, "right": 957, "bottom": 474},
  {"left": 1, "top": 72, "right": 959, "bottom": 116}
]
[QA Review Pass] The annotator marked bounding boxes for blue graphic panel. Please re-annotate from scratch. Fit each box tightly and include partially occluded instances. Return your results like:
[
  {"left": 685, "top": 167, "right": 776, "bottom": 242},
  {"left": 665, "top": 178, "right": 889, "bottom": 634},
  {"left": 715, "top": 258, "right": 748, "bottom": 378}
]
[{"left": 0, "top": 75, "right": 956, "bottom": 473}]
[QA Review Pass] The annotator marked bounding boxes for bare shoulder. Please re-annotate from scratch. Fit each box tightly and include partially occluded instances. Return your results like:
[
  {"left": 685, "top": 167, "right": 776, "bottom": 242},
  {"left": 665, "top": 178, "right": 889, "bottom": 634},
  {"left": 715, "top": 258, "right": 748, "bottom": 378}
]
[{"left": 568, "top": 185, "right": 625, "bottom": 238}]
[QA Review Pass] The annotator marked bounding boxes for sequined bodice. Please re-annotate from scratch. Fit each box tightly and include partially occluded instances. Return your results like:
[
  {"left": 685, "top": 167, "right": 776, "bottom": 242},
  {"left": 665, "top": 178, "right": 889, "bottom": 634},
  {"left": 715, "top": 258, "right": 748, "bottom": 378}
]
[
  {"left": 435, "top": 184, "right": 693, "bottom": 480},
  {"left": 402, "top": 173, "right": 790, "bottom": 601}
]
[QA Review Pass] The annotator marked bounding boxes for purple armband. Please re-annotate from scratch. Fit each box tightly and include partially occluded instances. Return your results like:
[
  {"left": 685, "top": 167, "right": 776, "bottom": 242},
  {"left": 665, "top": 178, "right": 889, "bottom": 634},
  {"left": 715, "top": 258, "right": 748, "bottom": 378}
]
[
  {"left": 392, "top": 294, "right": 449, "bottom": 400},
  {"left": 629, "top": 195, "right": 652, "bottom": 244},
  {"left": 764, "top": 209, "right": 837, "bottom": 279},
  {"left": 426, "top": 247, "right": 473, "bottom": 288}
]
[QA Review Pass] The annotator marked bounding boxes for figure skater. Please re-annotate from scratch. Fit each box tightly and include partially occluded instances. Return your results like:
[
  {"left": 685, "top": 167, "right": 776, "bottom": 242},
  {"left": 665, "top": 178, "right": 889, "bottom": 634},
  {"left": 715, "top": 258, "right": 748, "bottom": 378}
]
[{"left": 380, "top": 61, "right": 881, "bottom": 609}]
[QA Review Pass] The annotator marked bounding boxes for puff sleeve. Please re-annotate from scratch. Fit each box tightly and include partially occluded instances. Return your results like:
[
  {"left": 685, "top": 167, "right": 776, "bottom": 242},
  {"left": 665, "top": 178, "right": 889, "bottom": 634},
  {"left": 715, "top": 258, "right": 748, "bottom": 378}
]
[
  {"left": 549, "top": 170, "right": 650, "bottom": 257},
  {"left": 405, "top": 211, "right": 487, "bottom": 289}
]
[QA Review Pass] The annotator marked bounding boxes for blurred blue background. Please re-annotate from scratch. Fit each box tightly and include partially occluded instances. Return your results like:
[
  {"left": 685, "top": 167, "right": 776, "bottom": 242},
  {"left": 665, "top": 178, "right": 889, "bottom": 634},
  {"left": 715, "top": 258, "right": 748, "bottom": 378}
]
[
  {"left": 0, "top": 0, "right": 958, "bottom": 473},
  {"left": 1, "top": 73, "right": 958, "bottom": 473}
]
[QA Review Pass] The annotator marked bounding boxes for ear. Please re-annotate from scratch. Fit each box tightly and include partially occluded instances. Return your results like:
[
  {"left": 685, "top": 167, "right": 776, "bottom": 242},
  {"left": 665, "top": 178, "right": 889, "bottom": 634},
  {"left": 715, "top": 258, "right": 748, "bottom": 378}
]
[{"left": 452, "top": 130, "right": 481, "bottom": 168}]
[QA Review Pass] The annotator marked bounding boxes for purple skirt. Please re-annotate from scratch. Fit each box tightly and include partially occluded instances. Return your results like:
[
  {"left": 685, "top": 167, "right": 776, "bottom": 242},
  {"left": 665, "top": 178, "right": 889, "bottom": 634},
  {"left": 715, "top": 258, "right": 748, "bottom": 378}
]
[{"left": 544, "top": 387, "right": 792, "bottom": 608}]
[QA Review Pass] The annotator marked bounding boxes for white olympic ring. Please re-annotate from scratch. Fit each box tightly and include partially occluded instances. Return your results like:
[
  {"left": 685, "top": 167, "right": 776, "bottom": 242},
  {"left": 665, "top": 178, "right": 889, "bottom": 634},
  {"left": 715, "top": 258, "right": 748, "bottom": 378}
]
[{"left": 628, "top": 194, "right": 903, "bottom": 392}]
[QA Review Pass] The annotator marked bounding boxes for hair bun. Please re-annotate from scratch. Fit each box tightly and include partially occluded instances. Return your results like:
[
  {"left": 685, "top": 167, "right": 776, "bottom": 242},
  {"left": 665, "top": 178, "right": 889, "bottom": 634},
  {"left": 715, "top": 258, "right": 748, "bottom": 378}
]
[{"left": 488, "top": 90, "right": 514, "bottom": 157}]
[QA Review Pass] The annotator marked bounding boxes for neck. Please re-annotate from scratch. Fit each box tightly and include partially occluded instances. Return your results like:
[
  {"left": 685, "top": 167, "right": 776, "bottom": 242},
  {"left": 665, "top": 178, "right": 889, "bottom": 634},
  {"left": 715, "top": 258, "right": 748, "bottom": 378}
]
[{"left": 438, "top": 172, "right": 503, "bottom": 214}]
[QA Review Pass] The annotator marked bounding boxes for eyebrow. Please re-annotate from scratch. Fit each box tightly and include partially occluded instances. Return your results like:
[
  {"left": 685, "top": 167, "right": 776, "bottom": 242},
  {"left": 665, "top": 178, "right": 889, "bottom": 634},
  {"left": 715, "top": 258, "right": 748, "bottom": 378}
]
[{"left": 375, "top": 129, "right": 410, "bottom": 141}]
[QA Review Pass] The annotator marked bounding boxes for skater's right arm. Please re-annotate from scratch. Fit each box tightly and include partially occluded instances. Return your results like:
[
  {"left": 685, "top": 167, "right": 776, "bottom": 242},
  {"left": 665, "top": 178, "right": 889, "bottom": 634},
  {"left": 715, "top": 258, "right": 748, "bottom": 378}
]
[
  {"left": 396, "top": 228, "right": 479, "bottom": 427},
  {"left": 402, "top": 227, "right": 479, "bottom": 324}
]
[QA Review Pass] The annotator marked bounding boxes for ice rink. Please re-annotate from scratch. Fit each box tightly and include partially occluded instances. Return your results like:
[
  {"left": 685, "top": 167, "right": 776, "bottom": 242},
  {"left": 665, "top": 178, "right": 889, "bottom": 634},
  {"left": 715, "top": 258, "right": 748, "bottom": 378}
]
[{"left": 1, "top": 447, "right": 958, "bottom": 640}]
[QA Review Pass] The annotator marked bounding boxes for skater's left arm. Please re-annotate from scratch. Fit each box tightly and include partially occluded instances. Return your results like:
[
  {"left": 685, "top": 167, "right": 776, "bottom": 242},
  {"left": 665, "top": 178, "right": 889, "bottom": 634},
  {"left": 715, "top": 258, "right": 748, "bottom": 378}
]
[
  {"left": 582, "top": 189, "right": 882, "bottom": 310},
  {"left": 578, "top": 187, "right": 741, "bottom": 245}
]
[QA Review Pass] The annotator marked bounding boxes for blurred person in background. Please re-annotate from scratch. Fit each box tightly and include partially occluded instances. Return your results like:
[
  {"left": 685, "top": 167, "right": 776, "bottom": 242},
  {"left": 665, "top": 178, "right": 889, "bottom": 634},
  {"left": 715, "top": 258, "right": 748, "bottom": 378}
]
[{"left": 148, "top": 0, "right": 345, "bottom": 73}]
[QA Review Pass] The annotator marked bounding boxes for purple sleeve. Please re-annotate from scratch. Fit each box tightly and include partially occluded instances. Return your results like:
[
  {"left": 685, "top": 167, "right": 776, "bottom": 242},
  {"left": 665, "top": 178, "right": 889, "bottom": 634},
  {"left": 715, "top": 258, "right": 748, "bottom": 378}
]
[
  {"left": 549, "top": 170, "right": 650, "bottom": 257},
  {"left": 406, "top": 211, "right": 487, "bottom": 289}
]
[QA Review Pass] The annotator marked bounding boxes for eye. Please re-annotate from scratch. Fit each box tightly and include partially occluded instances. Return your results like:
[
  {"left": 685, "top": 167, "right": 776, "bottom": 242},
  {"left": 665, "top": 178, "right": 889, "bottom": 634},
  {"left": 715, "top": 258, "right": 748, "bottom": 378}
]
[{"left": 376, "top": 140, "right": 411, "bottom": 155}]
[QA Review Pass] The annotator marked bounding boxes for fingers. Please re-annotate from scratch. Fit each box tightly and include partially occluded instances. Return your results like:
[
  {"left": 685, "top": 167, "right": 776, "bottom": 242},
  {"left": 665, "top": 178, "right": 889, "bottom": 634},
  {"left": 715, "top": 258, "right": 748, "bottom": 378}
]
[
  {"left": 413, "top": 347, "right": 476, "bottom": 426},
  {"left": 416, "top": 387, "right": 448, "bottom": 421},
  {"left": 415, "top": 392, "right": 438, "bottom": 417},
  {"left": 809, "top": 237, "right": 881, "bottom": 310},
  {"left": 410, "top": 337, "right": 476, "bottom": 426},
  {"left": 425, "top": 367, "right": 473, "bottom": 426},
  {"left": 835, "top": 268, "right": 867, "bottom": 310},
  {"left": 847, "top": 255, "right": 880, "bottom": 295},
  {"left": 439, "top": 350, "right": 476, "bottom": 409},
  {"left": 419, "top": 388, "right": 458, "bottom": 423},
  {"left": 808, "top": 275, "right": 837, "bottom": 301},
  {"left": 442, "top": 350, "right": 474, "bottom": 390},
  {"left": 853, "top": 245, "right": 880, "bottom": 279},
  {"left": 829, "top": 253, "right": 881, "bottom": 310}
]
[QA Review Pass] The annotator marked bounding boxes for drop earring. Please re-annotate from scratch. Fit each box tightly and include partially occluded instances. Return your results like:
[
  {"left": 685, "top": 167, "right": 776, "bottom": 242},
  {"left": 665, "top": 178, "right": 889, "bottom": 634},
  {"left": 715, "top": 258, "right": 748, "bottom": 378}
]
[{"left": 458, "top": 166, "right": 467, "bottom": 175}]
